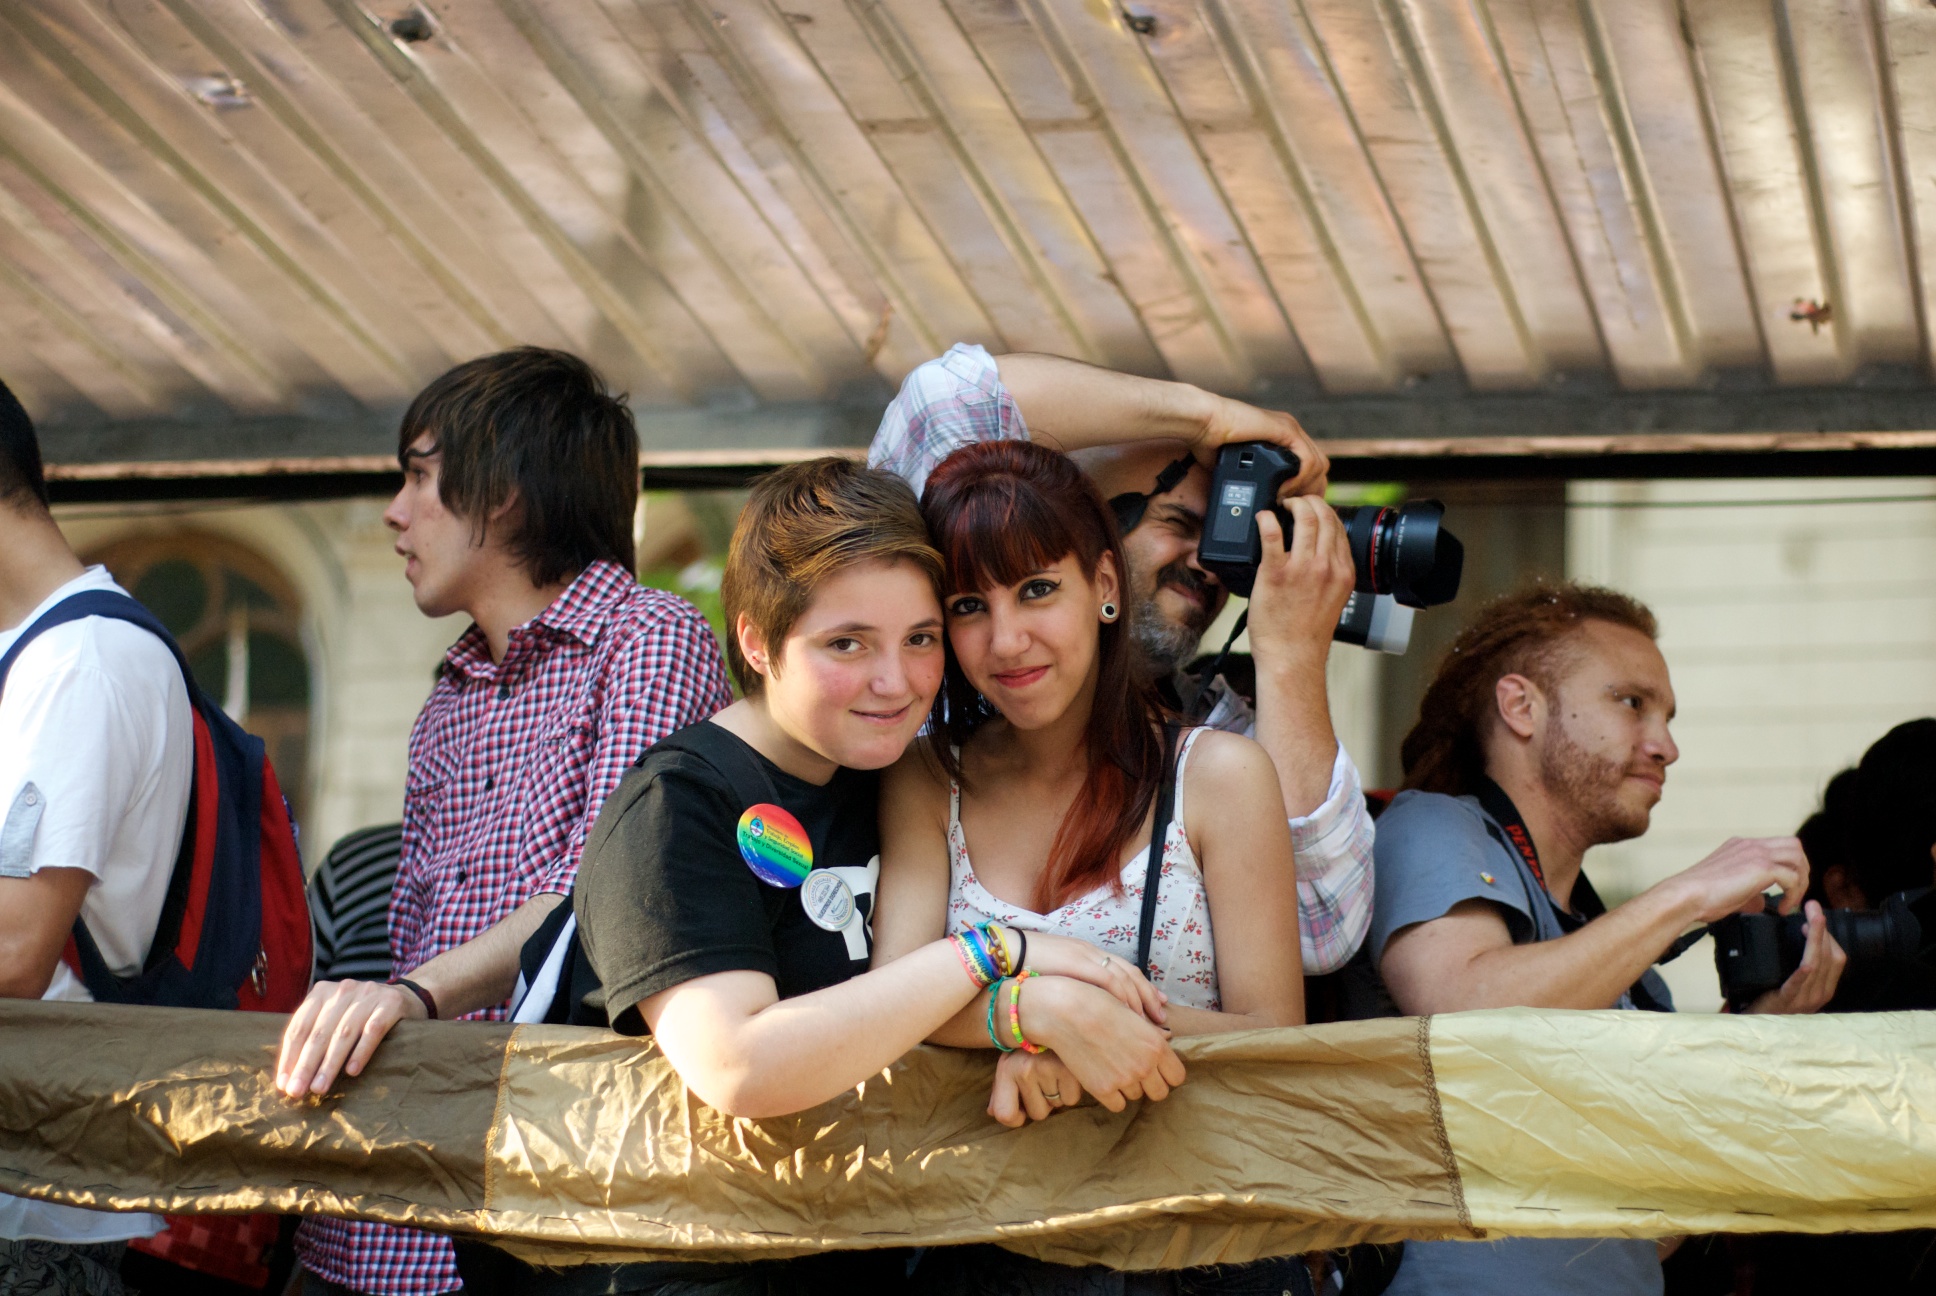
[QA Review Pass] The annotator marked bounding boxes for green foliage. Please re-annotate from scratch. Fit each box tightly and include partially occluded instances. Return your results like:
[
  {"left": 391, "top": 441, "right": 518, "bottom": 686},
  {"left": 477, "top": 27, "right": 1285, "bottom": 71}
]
[{"left": 1326, "top": 482, "right": 1407, "bottom": 507}]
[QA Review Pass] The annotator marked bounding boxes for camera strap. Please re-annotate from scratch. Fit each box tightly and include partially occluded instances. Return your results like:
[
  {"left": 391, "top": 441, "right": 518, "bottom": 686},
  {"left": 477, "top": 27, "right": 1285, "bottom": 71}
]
[
  {"left": 1473, "top": 776, "right": 1552, "bottom": 896},
  {"left": 1108, "top": 451, "right": 1199, "bottom": 536},
  {"left": 1474, "top": 777, "right": 1679, "bottom": 1009},
  {"left": 1185, "top": 609, "right": 1247, "bottom": 722}
]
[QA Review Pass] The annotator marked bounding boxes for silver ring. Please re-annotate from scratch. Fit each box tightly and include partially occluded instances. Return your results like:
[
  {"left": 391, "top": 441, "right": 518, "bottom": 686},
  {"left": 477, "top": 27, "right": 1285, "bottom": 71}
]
[{"left": 1043, "top": 1090, "right": 1062, "bottom": 1103}]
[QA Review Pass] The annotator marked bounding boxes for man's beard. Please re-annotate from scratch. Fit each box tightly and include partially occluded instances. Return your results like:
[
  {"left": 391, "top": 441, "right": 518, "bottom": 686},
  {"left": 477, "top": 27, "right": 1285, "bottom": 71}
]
[
  {"left": 1130, "top": 560, "right": 1217, "bottom": 677},
  {"left": 1537, "top": 717, "right": 1652, "bottom": 847}
]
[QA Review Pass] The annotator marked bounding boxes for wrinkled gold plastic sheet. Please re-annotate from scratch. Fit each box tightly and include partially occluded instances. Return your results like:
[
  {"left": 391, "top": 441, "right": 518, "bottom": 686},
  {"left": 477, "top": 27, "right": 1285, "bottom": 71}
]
[{"left": 1, "top": 1001, "right": 1931, "bottom": 1270}]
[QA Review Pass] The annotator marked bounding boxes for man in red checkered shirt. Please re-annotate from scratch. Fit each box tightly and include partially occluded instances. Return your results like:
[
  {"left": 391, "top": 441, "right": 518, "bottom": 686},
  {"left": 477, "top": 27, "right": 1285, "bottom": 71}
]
[{"left": 280, "top": 349, "right": 732, "bottom": 1296}]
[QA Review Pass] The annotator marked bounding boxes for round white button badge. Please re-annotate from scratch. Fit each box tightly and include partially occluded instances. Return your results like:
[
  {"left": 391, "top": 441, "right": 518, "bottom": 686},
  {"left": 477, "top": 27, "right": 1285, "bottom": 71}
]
[{"left": 801, "top": 869, "right": 856, "bottom": 933}]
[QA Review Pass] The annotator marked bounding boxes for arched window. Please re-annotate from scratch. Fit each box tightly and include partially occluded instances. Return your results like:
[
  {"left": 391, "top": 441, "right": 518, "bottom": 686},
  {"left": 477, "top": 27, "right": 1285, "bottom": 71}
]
[{"left": 85, "top": 534, "right": 313, "bottom": 823}]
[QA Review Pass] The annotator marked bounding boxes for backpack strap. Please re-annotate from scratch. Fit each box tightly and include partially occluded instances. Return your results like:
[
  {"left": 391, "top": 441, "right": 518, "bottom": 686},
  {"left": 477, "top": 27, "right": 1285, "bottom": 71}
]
[
  {"left": 1134, "top": 723, "right": 1183, "bottom": 977},
  {"left": 0, "top": 590, "right": 203, "bottom": 990},
  {"left": 653, "top": 724, "right": 785, "bottom": 816},
  {"left": 0, "top": 590, "right": 192, "bottom": 690}
]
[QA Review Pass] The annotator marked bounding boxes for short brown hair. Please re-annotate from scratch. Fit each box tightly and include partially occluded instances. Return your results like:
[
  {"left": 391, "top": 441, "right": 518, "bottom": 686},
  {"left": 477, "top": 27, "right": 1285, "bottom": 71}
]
[
  {"left": 399, "top": 348, "right": 637, "bottom": 587},
  {"left": 1401, "top": 581, "right": 1659, "bottom": 797},
  {"left": 721, "top": 457, "right": 943, "bottom": 694}
]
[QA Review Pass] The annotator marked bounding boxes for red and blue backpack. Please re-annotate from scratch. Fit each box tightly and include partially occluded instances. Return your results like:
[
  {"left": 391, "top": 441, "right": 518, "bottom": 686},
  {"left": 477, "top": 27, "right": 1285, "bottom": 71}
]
[
  {"left": 3, "top": 589, "right": 315, "bottom": 1287},
  {"left": 0, "top": 589, "right": 312, "bottom": 1012}
]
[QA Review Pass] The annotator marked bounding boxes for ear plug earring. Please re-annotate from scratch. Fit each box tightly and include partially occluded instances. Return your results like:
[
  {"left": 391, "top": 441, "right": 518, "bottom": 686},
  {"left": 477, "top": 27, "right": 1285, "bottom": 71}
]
[{"left": 1101, "top": 602, "right": 1119, "bottom": 622}]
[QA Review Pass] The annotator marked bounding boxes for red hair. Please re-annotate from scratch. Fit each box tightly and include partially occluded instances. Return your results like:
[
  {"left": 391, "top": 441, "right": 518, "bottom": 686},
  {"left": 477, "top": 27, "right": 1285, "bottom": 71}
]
[
  {"left": 921, "top": 440, "right": 1166, "bottom": 911},
  {"left": 1402, "top": 581, "right": 1658, "bottom": 796}
]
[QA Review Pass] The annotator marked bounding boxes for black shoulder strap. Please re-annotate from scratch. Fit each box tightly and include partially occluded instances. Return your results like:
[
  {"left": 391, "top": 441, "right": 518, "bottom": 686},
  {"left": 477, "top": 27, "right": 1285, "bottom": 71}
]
[
  {"left": 1134, "top": 723, "right": 1183, "bottom": 976},
  {"left": 654, "top": 723, "right": 784, "bottom": 814}
]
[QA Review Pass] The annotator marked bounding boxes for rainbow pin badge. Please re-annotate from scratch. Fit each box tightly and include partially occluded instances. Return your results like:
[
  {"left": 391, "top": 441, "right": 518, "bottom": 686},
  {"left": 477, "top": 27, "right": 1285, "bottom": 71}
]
[{"left": 737, "top": 803, "right": 813, "bottom": 888}]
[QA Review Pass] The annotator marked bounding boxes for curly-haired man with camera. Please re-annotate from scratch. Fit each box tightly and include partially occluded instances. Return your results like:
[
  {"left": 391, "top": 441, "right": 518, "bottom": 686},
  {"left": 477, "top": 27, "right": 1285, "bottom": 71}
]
[{"left": 1360, "top": 582, "right": 1846, "bottom": 1296}]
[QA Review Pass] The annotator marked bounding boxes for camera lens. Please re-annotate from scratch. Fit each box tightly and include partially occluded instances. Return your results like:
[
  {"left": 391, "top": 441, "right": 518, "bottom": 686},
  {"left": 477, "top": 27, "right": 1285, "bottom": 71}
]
[
  {"left": 1824, "top": 903, "right": 1921, "bottom": 968},
  {"left": 1335, "top": 502, "right": 1465, "bottom": 609}
]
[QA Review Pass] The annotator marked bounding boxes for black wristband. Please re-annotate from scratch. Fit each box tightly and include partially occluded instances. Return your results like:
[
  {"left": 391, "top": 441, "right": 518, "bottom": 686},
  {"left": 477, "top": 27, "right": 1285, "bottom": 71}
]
[
  {"left": 1015, "top": 927, "right": 1029, "bottom": 974},
  {"left": 390, "top": 977, "right": 438, "bottom": 1020}
]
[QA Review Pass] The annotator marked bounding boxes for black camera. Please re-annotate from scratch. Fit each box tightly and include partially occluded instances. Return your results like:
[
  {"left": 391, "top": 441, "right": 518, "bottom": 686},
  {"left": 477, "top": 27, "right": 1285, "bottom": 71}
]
[
  {"left": 1198, "top": 443, "right": 1465, "bottom": 649},
  {"left": 1712, "top": 887, "right": 1936, "bottom": 1003}
]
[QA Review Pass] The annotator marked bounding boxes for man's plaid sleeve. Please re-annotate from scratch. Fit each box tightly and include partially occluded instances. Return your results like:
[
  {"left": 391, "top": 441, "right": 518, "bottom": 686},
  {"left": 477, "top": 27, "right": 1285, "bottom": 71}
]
[
  {"left": 1292, "top": 745, "right": 1376, "bottom": 973},
  {"left": 868, "top": 343, "right": 1028, "bottom": 498}
]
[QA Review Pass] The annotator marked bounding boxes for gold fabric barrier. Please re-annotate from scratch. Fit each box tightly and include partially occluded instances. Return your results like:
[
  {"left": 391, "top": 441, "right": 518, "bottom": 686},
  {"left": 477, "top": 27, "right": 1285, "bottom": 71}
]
[{"left": 1, "top": 1001, "right": 1932, "bottom": 1270}]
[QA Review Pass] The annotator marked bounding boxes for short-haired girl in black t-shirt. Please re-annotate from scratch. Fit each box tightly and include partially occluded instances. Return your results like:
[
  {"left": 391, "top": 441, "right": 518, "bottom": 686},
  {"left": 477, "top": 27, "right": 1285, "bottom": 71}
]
[{"left": 872, "top": 441, "right": 1309, "bottom": 1292}]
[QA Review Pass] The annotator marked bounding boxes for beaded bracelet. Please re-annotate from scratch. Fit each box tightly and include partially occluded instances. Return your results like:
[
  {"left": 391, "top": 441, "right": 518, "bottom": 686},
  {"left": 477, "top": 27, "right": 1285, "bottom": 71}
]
[
  {"left": 1006, "top": 969, "right": 1044, "bottom": 1054},
  {"left": 985, "top": 980, "right": 1016, "bottom": 1052}
]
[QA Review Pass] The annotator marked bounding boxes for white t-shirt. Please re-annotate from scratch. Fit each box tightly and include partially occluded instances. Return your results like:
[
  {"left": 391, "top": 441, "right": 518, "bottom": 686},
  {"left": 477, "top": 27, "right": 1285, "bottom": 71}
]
[{"left": 0, "top": 565, "right": 192, "bottom": 1243}]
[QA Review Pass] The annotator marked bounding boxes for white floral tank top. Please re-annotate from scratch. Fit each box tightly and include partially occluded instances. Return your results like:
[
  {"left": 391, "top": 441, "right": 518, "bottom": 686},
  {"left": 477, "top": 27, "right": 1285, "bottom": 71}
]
[{"left": 945, "top": 728, "right": 1218, "bottom": 1010}]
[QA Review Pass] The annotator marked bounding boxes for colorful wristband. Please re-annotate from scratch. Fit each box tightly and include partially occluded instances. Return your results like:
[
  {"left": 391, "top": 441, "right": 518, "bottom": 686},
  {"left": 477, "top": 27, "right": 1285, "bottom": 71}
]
[
  {"left": 989, "top": 924, "right": 1018, "bottom": 977},
  {"left": 985, "top": 980, "right": 1016, "bottom": 1052},
  {"left": 968, "top": 929, "right": 1000, "bottom": 983},
  {"left": 953, "top": 930, "right": 999, "bottom": 989}
]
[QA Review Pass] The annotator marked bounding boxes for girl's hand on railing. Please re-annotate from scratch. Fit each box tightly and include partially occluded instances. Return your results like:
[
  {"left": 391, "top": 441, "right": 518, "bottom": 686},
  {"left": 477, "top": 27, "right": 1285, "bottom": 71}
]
[
  {"left": 1017, "top": 976, "right": 1186, "bottom": 1112},
  {"left": 988, "top": 1049, "right": 1084, "bottom": 1127}
]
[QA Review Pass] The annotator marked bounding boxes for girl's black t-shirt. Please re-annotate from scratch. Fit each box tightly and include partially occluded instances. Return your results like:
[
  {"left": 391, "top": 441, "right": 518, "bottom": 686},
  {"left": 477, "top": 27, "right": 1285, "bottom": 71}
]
[{"left": 574, "top": 719, "right": 881, "bottom": 1034}]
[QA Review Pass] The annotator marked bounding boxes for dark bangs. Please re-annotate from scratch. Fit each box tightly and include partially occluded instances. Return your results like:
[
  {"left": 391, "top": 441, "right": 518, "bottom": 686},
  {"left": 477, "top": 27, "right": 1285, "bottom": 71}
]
[{"left": 932, "top": 465, "right": 1104, "bottom": 598}]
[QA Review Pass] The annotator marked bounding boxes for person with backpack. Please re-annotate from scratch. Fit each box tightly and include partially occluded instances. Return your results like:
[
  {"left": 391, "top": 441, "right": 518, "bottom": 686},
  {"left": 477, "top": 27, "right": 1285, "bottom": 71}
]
[
  {"left": 275, "top": 348, "right": 734, "bottom": 1296},
  {"left": 0, "top": 379, "right": 192, "bottom": 1293},
  {"left": 0, "top": 379, "right": 312, "bottom": 1296}
]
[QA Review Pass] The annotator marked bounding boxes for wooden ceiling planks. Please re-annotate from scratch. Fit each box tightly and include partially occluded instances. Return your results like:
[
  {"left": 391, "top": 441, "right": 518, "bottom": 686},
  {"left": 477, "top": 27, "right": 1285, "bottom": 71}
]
[{"left": 2, "top": 0, "right": 1934, "bottom": 490}]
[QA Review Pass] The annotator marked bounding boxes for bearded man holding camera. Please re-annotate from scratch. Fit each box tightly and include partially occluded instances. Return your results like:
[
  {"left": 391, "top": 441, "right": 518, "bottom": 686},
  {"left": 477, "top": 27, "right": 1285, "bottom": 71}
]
[{"left": 1359, "top": 581, "right": 1847, "bottom": 1296}]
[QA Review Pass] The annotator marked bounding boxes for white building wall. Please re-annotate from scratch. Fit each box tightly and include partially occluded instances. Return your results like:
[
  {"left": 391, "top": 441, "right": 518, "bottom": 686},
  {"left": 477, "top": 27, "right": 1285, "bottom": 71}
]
[
  {"left": 1566, "top": 478, "right": 1936, "bottom": 1009},
  {"left": 56, "top": 499, "right": 461, "bottom": 868}
]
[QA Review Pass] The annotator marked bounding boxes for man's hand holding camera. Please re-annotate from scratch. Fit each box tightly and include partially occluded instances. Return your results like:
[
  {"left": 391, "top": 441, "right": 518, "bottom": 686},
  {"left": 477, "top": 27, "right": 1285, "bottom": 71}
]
[
  {"left": 1662, "top": 835, "right": 1847, "bottom": 1014},
  {"left": 1245, "top": 501, "right": 1357, "bottom": 818},
  {"left": 1251, "top": 500, "right": 1357, "bottom": 673},
  {"left": 1189, "top": 396, "right": 1330, "bottom": 497}
]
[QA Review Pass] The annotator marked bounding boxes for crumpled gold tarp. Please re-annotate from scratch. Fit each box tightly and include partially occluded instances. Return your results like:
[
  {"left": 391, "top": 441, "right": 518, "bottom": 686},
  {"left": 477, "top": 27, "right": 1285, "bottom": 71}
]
[{"left": 1, "top": 1001, "right": 1932, "bottom": 1270}]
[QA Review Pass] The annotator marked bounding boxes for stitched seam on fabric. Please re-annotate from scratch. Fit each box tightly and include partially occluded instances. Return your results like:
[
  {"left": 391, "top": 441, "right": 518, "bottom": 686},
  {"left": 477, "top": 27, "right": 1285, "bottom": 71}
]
[
  {"left": 1417, "top": 1014, "right": 1480, "bottom": 1237},
  {"left": 482, "top": 1027, "right": 519, "bottom": 1215}
]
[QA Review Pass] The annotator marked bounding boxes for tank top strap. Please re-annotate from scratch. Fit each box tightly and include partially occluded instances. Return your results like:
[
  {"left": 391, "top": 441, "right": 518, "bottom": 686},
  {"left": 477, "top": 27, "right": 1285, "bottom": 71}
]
[
  {"left": 947, "top": 745, "right": 963, "bottom": 835},
  {"left": 1168, "top": 726, "right": 1209, "bottom": 836}
]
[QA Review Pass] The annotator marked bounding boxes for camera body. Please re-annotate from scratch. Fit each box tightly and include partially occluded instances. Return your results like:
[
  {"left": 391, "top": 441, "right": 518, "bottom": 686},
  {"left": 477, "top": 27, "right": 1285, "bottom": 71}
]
[
  {"left": 1198, "top": 443, "right": 1465, "bottom": 653},
  {"left": 1712, "top": 887, "right": 1936, "bottom": 1003}
]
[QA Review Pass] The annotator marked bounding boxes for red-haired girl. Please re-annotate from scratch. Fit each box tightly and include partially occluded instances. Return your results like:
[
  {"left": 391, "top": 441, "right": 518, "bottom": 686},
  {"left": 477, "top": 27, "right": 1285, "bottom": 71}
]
[{"left": 874, "top": 439, "right": 1308, "bottom": 1289}]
